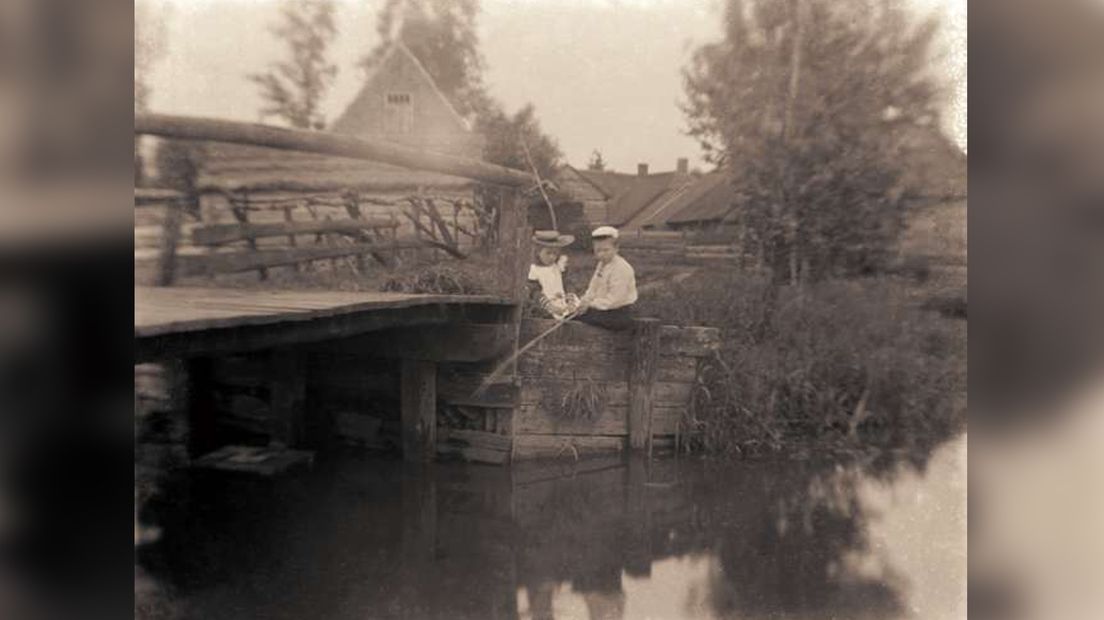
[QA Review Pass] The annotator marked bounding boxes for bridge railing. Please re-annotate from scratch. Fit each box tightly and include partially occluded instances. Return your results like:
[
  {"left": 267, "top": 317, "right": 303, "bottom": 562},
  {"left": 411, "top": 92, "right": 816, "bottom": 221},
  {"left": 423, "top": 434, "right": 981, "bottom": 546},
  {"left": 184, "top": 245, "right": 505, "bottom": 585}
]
[{"left": 134, "top": 113, "right": 534, "bottom": 302}]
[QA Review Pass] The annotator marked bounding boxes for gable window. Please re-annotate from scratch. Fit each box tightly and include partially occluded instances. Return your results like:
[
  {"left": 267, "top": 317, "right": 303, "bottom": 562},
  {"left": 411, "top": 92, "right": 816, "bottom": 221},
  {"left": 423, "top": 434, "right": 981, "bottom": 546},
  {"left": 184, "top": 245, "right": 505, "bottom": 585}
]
[{"left": 384, "top": 92, "right": 413, "bottom": 134}]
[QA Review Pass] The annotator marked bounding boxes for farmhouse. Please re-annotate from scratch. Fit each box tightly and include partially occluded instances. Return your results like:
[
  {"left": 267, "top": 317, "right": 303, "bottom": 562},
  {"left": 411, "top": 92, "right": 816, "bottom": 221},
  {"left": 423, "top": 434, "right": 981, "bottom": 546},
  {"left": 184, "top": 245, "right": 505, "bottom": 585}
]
[{"left": 556, "top": 158, "right": 700, "bottom": 229}]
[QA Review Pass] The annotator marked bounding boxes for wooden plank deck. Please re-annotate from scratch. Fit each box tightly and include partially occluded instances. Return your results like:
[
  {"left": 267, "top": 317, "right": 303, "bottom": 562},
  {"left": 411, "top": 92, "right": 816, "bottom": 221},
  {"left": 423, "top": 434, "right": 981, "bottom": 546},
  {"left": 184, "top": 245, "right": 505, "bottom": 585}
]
[{"left": 135, "top": 286, "right": 514, "bottom": 361}]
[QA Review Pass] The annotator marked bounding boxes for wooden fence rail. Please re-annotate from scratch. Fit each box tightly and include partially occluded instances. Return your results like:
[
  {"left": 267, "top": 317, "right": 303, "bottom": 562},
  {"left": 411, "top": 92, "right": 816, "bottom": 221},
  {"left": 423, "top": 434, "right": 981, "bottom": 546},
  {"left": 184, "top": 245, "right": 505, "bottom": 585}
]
[{"left": 136, "top": 113, "right": 534, "bottom": 188}]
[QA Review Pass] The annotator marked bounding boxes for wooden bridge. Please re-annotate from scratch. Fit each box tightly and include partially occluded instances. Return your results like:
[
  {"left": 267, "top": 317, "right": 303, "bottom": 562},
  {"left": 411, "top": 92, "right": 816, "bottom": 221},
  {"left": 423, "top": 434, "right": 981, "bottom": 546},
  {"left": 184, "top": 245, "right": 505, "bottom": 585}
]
[{"left": 134, "top": 114, "right": 717, "bottom": 468}]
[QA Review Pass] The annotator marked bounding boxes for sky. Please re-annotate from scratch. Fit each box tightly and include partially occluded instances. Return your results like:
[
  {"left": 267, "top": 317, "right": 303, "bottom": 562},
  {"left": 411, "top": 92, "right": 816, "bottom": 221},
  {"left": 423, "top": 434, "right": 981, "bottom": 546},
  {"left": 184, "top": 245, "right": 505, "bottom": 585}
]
[{"left": 143, "top": 0, "right": 965, "bottom": 173}]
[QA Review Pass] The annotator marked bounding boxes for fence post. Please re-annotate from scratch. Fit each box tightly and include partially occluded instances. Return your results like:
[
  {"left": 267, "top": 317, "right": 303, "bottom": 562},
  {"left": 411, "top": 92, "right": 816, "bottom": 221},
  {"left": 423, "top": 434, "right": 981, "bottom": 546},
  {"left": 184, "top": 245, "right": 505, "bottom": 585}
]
[
  {"left": 157, "top": 195, "right": 184, "bottom": 286},
  {"left": 496, "top": 188, "right": 530, "bottom": 305},
  {"left": 629, "top": 318, "right": 660, "bottom": 453},
  {"left": 232, "top": 191, "right": 267, "bottom": 281}
]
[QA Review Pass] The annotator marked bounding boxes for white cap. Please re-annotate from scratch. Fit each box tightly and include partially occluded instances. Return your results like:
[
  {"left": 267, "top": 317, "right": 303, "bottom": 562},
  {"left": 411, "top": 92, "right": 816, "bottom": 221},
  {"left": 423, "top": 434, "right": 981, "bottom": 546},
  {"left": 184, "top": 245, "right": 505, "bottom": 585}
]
[{"left": 591, "top": 225, "right": 619, "bottom": 239}]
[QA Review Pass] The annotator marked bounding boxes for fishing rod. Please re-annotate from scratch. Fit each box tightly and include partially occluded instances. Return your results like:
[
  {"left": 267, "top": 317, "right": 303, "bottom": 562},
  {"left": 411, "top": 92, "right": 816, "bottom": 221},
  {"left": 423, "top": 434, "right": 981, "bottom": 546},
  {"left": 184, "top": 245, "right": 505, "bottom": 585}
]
[
  {"left": 471, "top": 137, "right": 575, "bottom": 397},
  {"left": 472, "top": 309, "right": 580, "bottom": 398}
]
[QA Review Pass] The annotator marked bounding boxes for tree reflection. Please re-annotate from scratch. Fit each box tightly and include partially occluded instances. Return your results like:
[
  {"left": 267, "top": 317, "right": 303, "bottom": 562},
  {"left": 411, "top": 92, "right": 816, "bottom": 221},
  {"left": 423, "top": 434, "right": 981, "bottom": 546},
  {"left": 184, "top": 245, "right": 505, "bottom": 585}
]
[
  {"left": 136, "top": 443, "right": 952, "bottom": 619},
  {"left": 695, "top": 458, "right": 906, "bottom": 618}
]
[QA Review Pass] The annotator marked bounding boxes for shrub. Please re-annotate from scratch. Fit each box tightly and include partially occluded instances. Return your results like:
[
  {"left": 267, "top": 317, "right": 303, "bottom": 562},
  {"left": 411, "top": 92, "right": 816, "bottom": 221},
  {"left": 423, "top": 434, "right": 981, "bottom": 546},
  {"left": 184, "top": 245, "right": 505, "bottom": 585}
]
[
  {"left": 379, "top": 262, "right": 491, "bottom": 295},
  {"left": 636, "top": 272, "right": 965, "bottom": 453}
]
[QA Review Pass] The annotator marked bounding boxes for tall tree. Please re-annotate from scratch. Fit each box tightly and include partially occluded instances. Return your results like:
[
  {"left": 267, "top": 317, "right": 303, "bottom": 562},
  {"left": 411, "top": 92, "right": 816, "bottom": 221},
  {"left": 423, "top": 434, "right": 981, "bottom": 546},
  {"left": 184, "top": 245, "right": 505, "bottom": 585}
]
[
  {"left": 135, "top": 0, "right": 168, "bottom": 114},
  {"left": 135, "top": 0, "right": 168, "bottom": 184},
  {"left": 360, "top": 0, "right": 484, "bottom": 118},
  {"left": 476, "top": 104, "right": 562, "bottom": 182},
  {"left": 683, "top": 0, "right": 943, "bottom": 281},
  {"left": 250, "top": 0, "right": 338, "bottom": 129}
]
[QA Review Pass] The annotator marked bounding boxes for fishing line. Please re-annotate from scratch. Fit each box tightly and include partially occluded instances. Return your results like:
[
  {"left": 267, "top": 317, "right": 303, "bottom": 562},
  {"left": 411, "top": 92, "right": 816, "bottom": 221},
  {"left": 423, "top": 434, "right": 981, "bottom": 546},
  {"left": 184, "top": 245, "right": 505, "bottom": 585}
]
[{"left": 472, "top": 311, "right": 579, "bottom": 398}]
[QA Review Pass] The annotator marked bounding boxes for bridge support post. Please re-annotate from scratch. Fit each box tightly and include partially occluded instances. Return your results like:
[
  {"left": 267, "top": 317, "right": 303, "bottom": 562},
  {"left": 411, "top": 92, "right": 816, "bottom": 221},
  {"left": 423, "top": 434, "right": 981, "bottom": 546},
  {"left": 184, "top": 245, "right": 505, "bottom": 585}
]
[
  {"left": 628, "top": 318, "right": 660, "bottom": 453},
  {"left": 401, "top": 358, "right": 437, "bottom": 462},
  {"left": 185, "top": 357, "right": 217, "bottom": 457},
  {"left": 270, "top": 350, "right": 307, "bottom": 447}
]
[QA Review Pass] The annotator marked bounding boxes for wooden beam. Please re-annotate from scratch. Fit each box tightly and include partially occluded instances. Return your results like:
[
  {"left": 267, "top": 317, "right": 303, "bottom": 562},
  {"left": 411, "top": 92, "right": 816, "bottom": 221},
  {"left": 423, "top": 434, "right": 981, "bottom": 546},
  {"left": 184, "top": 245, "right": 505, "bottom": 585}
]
[
  {"left": 438, "top": 428, "right": 513, "bottom": 451},
  {"left": 136, "top": 113, "right": 534, "bottom": 188},
  {"left": 135, "top": 187, "right": 186, "bottom": 206},
  {"left": 401, "top": 359, "right": 437, "bottom": 462},
  {"left": 629, "top": 318, "right": 661, "bottom": 452},
  {"left": 437, "top": 373, "right": 519, "bottom": 408},
  {"left": 512, "top": 435, "right": 625, "bottom": 460},
  {"left": 173, "top": 240, "right": 431, "bottom": 276},
  {"left": 316, "top": 323, "right": 517, "bottom": 363},
  {"left": 135, "top": 303, "right": 498, "bottom": 362},
  {"left": 191, "top": 218, "right": 398, "bottom": 246}
]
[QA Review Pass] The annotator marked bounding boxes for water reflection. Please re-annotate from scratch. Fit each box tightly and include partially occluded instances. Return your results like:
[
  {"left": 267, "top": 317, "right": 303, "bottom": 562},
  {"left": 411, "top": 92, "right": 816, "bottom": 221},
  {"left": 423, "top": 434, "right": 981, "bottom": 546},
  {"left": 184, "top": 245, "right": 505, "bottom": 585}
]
[{"left": 137, "top": 435, "right": 965, "bottom": 620}]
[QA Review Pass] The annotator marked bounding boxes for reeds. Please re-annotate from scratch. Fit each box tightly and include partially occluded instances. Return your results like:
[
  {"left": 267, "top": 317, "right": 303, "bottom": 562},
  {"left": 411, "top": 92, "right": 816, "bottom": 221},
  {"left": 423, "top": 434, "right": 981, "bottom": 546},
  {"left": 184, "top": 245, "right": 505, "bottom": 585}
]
[{"left": 556, "top": 377, "right": 608, "bottom": 421}]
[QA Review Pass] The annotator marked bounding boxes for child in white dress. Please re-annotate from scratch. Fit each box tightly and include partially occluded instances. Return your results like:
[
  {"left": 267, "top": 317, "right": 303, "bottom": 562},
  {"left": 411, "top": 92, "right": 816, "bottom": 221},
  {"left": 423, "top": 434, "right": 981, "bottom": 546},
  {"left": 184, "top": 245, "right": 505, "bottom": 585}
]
[{"left": 528, "top": 230, "right": 580, "bottom": 320}]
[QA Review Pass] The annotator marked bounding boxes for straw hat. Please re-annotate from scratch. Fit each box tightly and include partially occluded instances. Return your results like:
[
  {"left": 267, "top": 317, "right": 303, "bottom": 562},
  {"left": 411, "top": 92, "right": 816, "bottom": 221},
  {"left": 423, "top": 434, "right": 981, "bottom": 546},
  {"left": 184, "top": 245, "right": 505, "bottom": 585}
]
[{"left": 532, "top": 229, "right": 575, "bottom": 248}]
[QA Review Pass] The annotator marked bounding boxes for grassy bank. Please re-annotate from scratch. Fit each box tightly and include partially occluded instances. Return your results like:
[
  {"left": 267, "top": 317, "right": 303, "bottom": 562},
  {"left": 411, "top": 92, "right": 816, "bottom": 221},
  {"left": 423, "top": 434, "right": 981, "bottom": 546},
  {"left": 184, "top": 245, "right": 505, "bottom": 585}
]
[{"left": 635, "top": 272, "right": 966, "bottom": 454}]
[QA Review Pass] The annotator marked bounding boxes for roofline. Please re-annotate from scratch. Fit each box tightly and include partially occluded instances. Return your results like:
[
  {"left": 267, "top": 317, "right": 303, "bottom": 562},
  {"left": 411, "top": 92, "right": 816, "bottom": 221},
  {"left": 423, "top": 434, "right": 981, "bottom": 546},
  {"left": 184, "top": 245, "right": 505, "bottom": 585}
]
[
  {"left": 610, "top": 172, "right": 680, "bottom": 226},
  {"left": 393, "top": 41, "right": 472, "bottom": 131},
  {"left": 563, "top": 164, "right": 614, "bottom": 199},
  {"left": 630, "top": 179, "right": 698, "bottom": 228}
]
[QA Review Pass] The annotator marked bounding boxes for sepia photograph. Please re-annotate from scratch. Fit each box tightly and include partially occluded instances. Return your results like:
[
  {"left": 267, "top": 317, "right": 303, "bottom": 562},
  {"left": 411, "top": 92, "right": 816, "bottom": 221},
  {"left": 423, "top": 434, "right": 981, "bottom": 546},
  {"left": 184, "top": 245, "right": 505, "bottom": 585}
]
[{"left": 131, "top": 0, "right": 968, "bottom": 618}]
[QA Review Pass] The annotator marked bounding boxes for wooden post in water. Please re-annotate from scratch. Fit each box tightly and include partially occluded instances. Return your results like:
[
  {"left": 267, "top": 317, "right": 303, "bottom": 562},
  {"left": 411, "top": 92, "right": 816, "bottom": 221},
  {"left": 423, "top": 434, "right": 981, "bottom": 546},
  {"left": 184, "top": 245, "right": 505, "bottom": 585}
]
[
  {"left": 495, "top": 188, "right": 529, "bottom": 463},
  {"left": 628, "top": 318, "right": 660, "bottom": 452},
  {"left": 270, "top": 350, "right": 307, "bottom": 447},
  {"left": 401, "top": 358, "right": 437, "bottom": 462},
  {"left": 185, "top": 357, "right": 217, "bottom": 457}
]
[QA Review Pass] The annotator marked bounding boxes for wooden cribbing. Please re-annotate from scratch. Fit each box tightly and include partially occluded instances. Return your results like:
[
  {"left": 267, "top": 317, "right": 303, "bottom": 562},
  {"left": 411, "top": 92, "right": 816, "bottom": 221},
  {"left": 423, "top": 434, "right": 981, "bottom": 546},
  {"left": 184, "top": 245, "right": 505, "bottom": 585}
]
[
  {"left": 628, "top": 318, "right": 660, "bottom": 452},
  {"left": 401, "top": 359, "right": 437, "bottom": 463},
  {"left": 191, "top": 218, "right": 398, "bottom": 245}
]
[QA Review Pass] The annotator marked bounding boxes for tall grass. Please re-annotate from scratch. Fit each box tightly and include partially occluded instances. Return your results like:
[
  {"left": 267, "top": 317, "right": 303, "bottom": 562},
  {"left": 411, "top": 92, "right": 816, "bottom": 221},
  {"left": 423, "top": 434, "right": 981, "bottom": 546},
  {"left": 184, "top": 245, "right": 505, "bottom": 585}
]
[{"left": 636, "top": 272, "right": 965, "bottom": 454}]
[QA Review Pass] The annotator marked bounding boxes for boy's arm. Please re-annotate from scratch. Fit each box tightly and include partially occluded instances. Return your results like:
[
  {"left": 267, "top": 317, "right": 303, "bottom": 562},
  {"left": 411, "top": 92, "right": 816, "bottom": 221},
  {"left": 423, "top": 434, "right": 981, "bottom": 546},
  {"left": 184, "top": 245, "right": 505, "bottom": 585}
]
[{"left": 580, "top": 268, "right": 599, "bottom": 304}]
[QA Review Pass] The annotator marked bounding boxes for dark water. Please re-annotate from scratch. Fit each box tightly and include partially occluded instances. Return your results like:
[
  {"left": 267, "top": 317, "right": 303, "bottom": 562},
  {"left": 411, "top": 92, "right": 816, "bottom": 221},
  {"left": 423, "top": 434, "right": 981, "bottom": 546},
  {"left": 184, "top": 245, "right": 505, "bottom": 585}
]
[{"left": 136, "top": 434, "right": 965, "bottom": 620}]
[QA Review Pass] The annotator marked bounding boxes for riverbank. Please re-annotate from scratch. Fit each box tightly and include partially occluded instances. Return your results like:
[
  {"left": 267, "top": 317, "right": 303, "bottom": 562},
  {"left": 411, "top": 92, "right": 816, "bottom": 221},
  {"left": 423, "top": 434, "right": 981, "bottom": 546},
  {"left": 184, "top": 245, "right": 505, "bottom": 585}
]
[{"left": 635, "top": 271, "right": 966, "bottom": 454}]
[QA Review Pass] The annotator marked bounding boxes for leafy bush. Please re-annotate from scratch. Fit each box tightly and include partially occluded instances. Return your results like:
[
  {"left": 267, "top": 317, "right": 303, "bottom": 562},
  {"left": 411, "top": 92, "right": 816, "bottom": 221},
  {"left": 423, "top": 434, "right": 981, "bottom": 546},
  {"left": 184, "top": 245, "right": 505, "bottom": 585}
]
[
  {"left": 379, "top": 262, "right": 493, "bottom": 295},
  {"left": 636, "top": 272, "right": 965, "bottom": 453}
]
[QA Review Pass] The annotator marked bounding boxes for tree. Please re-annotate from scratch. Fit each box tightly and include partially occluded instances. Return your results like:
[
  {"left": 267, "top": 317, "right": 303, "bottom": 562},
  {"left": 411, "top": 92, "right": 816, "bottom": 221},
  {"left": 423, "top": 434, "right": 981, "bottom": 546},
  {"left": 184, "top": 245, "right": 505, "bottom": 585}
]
[
  {"left": 135, "top": 0, "right": 169, "bottom": 184},
  {"left": 250, "top": 0, "right": 338, "bottom": 129},
  {"left": 360, "top": 0, "right": 485, "bottom": 118},
  {"left": 587, "top": 150, "right": 607, "bottom": 171},
  {"left": 476, "top": 103, "right": 562, "bottom": 182},
  {"left": 682, "top": 0, "right": 943, "bottom": 281},
  {"left": 135, "top": 0, "right": 168, "bottom": 114}
]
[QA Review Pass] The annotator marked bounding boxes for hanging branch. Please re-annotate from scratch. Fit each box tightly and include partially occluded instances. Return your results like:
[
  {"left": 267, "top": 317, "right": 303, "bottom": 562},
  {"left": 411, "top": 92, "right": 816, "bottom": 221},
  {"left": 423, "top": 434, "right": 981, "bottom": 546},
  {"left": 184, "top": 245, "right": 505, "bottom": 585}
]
[{"left": 522, "top": 139, "right": 558, "bottom": 231}]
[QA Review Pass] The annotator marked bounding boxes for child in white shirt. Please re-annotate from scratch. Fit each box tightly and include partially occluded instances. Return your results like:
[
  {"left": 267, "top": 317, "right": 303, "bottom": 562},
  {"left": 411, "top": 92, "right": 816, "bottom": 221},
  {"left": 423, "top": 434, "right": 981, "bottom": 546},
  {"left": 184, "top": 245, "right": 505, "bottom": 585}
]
[
  {"left": 577, "top": 226, "right": 638, "bottom": 331},
  {"left": 528, "top": 230, "right": 580, "bottom": 320}
]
